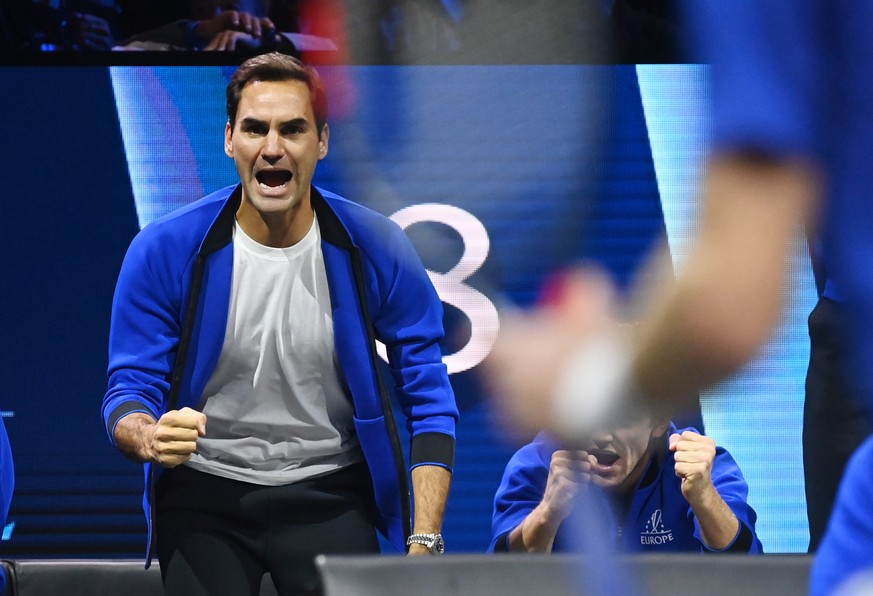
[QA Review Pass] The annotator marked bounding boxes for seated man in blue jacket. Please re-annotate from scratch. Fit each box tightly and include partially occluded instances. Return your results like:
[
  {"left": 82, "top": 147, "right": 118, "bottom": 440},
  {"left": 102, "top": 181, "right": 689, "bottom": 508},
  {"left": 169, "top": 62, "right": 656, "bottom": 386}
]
[{"left": 490, "top": 404, "right": 761, "bottom": 554}]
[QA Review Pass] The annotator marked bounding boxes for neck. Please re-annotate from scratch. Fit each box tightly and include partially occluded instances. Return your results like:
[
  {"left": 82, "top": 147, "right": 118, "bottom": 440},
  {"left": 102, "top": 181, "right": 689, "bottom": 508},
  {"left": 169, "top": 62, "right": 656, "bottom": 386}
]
[{"left": 236, "top": 197, "right": 314, "bottom": 248}]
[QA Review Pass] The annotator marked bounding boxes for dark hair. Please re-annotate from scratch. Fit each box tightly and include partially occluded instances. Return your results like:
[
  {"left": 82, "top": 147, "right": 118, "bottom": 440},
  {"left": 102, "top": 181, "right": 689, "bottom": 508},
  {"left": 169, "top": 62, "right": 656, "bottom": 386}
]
[{"left": 226, "top": 52, "right": 328, "bottom": 133}]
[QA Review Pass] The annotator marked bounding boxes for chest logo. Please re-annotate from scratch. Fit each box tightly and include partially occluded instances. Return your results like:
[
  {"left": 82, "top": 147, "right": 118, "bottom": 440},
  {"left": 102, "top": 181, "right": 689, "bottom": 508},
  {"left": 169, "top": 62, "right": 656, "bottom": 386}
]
[{"left": 640, "top": 509, "right": 674, "bottom": 546}]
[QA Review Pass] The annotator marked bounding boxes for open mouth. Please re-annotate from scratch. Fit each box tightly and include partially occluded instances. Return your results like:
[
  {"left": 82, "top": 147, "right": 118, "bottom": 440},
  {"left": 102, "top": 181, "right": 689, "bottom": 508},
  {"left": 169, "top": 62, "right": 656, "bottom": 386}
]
[
  {"left": 256, "top": 170, "right": 292, "bottom": 188},
  {"left": 589, "top": 450, "right": 619, "bottom": 467}
]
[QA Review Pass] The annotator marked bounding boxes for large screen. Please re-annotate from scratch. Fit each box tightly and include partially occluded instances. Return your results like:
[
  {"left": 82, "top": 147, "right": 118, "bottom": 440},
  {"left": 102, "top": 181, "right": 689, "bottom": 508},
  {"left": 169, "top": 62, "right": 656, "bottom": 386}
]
[{"left": 0, "top": 62, "right": 813, "bottom": 559}]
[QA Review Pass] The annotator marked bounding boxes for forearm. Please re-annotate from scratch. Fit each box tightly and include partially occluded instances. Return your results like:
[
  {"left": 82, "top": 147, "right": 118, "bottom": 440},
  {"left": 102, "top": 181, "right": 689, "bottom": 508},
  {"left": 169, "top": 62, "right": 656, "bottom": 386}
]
[
  {"left": 113, "top": 412, "right": 157, "bottom": 463},
  {"left": 507, "top": 504, "right": 563, "bottom": 553},
  {"left": 411, "top": 465, "right": 451, "bottom": 534},
  {"left": 688, "top": 485, "right": 741, "bottom": 550},
  {"left": 633, "top": 154, "right": 819, "bottom": 406}
]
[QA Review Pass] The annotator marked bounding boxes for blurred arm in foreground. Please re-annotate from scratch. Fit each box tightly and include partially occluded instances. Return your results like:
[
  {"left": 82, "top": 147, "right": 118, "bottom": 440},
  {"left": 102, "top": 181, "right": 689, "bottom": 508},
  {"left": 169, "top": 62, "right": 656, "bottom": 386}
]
[
  {"left": 485, "top": 152, "right": 818, "bottom": 440},
  {"left": 485, "top": 1, "right": 873, "bottom": 593}
]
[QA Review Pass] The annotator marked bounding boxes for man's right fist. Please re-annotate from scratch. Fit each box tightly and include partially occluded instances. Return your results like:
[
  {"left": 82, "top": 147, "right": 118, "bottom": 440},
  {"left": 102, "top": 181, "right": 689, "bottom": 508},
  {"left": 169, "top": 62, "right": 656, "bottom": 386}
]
[{"left": 149, "top": 407, "right": 207, "bottom": 468}]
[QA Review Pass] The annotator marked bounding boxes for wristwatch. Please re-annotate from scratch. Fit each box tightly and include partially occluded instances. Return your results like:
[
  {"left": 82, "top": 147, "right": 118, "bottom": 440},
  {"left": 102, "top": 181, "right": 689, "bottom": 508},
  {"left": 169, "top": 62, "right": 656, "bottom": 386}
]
[{"left": 406, "top": 533, "right": 445, "bottom": 555}]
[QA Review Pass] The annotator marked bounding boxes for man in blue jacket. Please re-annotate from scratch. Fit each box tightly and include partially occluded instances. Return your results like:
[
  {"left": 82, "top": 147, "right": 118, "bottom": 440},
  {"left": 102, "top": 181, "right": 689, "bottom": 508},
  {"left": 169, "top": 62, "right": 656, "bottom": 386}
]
[
  {"left": 490, "top": 406, "right": 760, "bottom": 554},
  {"left": 102, "top": 52, "right": 458, "bottom": 596}
]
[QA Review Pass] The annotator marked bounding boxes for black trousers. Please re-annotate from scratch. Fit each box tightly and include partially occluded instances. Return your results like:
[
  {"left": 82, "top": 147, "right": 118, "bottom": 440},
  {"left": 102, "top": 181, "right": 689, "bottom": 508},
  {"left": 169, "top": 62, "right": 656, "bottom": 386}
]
[
  {"left": 155, "top": 462, "right": 380, "bottom": 596},
  {"left": 803, "top": 297, "right": 872, "bottom": 551}
]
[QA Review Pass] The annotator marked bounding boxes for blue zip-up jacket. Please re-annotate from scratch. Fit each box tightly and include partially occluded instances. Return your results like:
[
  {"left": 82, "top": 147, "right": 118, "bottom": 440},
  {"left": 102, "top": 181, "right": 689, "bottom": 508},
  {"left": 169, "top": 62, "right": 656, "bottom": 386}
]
[
  {"left": 102, "top": 185, "right": 458, "bottom": 564},
  {"left": 811, "top": 434, "right": 873, "bottom": 595},
  {"left": 490, "top": 427, "right": 761, "bottom": 553}
]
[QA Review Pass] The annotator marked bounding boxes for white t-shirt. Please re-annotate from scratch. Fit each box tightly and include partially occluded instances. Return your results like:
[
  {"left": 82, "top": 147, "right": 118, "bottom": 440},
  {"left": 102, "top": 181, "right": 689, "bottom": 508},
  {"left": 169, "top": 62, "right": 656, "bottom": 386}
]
[{"left": 186, "top": 217, "right": 361, "bottom": 485}]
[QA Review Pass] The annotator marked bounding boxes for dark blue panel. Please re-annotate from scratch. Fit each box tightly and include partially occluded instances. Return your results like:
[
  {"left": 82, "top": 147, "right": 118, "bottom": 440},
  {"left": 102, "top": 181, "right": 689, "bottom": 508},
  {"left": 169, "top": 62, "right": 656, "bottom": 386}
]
[{"left": 0, "top": 67, "right": 143, "bottom": 556}]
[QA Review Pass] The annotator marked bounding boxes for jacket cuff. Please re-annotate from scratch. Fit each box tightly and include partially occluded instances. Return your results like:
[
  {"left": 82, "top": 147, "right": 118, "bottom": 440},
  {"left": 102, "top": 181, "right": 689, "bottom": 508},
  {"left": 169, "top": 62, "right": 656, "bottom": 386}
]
[
  {"left": 107, "top": 401, "right": 157, "bottom": 446},
  {"left": 704, "top": 522, "right": 755, "bottom": 553},
  {"left": 410, "top": 432, "right": 455, "bottom": 470},
  {"left": 492, "top": 531, "right": 511, "bottom": 552}
]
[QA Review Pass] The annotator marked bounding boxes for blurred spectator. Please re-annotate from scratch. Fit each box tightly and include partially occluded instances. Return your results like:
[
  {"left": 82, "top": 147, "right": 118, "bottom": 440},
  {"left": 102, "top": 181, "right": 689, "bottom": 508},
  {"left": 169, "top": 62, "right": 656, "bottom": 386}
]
[
  {"left": 2, "top": 0, "right": 333, "bottom": 53},
  {"left": 118, "top": 0, "right": 280, "bottom": 51},
  {"left": 4, "top": 0, "right": 120, "bottom": 51},
  {"left": 3, "top": 0, "right": 686, "bottom": 59},
  {"left": 117, "top": 0, "right": 336, "bottom": 53}
]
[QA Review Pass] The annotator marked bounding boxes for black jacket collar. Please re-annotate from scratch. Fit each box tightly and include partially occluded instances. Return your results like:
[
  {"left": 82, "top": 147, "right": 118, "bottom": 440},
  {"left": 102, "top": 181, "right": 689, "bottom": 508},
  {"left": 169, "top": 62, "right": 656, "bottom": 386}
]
[{"left": 199, "top": 185, "right": 355, "bottom": 256}]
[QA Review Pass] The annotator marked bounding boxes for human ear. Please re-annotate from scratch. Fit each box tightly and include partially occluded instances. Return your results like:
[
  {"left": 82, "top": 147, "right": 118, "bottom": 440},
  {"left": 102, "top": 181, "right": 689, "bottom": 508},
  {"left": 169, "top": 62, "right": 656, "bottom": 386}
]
[
  {"left": 224, "top": 121, "right": 234, "bottom": 158},
  {"left": 318, "top": 123, "right": 330, "bottom": 159}
]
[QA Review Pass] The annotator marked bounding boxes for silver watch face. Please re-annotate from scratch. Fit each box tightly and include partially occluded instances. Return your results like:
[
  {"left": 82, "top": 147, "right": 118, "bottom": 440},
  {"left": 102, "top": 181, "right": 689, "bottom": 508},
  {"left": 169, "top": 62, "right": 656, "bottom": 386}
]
[{"left": 431, "top": 534, "right": 445, "bottom": 555}]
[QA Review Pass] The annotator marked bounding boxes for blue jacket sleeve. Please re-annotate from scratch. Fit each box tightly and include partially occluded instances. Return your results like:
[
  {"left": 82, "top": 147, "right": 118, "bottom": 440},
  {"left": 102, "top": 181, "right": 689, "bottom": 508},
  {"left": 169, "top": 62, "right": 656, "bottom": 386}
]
[
  {"left": 694, "top": 445, "right": 763, "bottom": 553},
  {"left": 680, "top": 0, "right": 826, "bottom": 160},
  {"left": 490, "top": 435, "right": 555, "bottom": 552},
  {"left": 101, "top": 223, "right": 192, "bottom": 443},
  {"left": 811, "top": 435, "right": 873, "bottom": 595},
  {"left": 359, "top": 212, "right": 459, "bottom": 469}
]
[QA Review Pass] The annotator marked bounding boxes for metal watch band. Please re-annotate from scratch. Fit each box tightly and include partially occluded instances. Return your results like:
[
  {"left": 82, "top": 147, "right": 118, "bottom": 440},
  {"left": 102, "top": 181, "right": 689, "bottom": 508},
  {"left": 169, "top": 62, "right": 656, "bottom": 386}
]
[{"left": 406, "top": 533, "right": 445, "bottom": 555}]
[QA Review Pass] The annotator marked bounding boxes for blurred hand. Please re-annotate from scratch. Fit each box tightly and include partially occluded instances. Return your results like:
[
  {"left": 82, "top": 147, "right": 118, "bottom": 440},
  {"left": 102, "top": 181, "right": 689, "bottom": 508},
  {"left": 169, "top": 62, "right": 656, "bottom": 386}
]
[
  {"left": 669, "top": 430, "right": 717, "bottom": 504},
  {"left": 484, "top": 268, "right": 620, "bottom": 438},
  {"left": 70, "top": 12, "right": 113, "bottom": 50},
  {"left": 195, "top": 11, "right": 275, "bottom": 44},
  {"left": 204, "top": 29, "right": 261, "bottom": 51}
]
